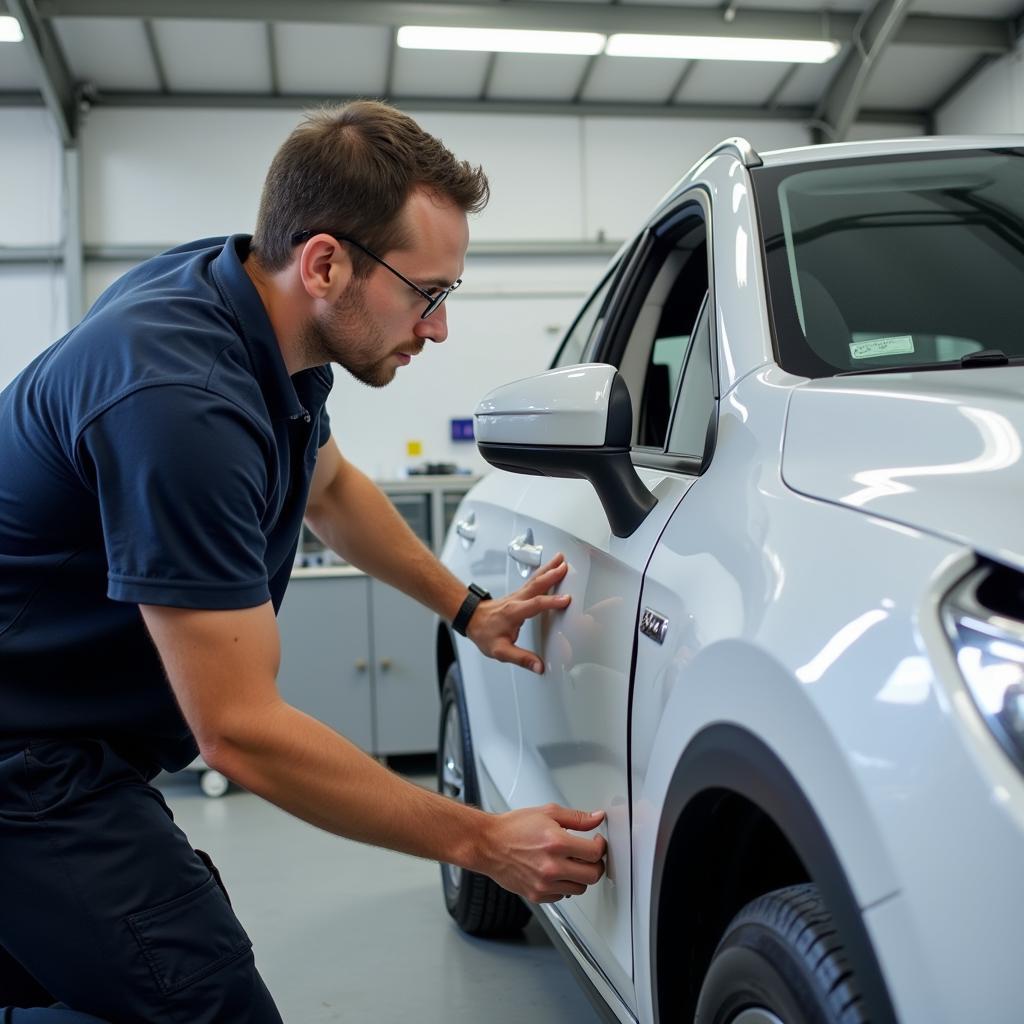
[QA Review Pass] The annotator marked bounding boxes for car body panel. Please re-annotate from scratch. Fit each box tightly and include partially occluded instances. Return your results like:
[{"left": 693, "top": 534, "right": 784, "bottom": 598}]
[
  {"left": 506, "top": 467, "right": 694, "bottom": 1011},
  {"left": 782, "top": 368, "right": 1024, "bottom": 572},
  {"left": 440, "top": 470, "right": 527, "bottom": 803}
]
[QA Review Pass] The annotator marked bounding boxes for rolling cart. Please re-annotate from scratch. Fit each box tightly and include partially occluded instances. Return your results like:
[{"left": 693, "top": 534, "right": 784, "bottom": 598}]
[{"left": 185, "top": 755, "right": 231, "bottom": 798}]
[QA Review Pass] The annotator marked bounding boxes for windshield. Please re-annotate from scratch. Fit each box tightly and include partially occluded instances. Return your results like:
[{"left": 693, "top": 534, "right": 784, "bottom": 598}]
[{"left": 752, "top": 149, "right": 1024, "bottom": 377}]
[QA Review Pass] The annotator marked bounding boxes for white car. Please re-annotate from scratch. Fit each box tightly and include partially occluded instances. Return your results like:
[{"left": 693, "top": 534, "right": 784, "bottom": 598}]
[{"left": 435, "top": 135, "right": 1024, "bottom": 1024}]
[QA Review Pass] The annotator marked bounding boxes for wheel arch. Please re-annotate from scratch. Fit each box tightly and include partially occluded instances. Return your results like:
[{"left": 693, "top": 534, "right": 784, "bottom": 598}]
[{"left": 651, "top": 723, "right": 897, "bottom": 1024}]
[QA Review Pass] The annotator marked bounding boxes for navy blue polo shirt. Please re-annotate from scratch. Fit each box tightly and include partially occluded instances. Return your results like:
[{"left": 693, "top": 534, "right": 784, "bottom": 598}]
[{"left": 0, "top": 235, "right": 333, "bottom": 773}]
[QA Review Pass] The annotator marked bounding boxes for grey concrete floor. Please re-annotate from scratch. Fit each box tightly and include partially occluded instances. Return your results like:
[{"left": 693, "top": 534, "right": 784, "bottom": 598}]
[{"left": 158, "top": 770, "right": 600, "bottom": 1024}]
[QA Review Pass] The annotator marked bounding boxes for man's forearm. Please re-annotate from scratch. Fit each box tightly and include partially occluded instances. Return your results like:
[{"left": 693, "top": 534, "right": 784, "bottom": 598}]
[
  {"left": 206, "top": 698, "right": 489, "bottom": 870},
  {"left": 305, "top": 460, "right": 465, "bottom": 623}
]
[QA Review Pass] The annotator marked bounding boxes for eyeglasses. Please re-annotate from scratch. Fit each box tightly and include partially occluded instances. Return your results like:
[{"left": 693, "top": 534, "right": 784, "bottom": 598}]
[{"left": 291, "top": 230, "right": 461, "bottom": 319}]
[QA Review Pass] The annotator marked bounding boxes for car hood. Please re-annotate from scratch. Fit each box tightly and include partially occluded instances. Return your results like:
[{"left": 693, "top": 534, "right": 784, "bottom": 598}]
[{"left": 781, "top": 367, "right": 1024, "bottom": 572}]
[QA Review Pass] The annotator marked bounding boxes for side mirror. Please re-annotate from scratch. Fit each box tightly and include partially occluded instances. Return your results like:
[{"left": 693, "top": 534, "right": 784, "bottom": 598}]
[{"left": 474, "top": 363, "right": 657, "bottom": 538}]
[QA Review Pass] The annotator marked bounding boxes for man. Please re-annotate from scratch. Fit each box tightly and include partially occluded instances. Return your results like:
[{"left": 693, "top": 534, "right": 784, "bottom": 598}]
[{"left": 0, "top": 101, "right": 606, "bottom": 1023}]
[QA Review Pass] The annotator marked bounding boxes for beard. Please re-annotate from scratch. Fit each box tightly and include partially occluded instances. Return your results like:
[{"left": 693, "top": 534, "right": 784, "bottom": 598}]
[{"left": 301, "top": 280, "right": 414, "bottom": 389}]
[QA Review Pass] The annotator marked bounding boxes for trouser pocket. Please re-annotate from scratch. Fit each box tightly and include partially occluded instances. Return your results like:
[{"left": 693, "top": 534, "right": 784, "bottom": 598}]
[{"left": 126, "top": 876, "right": 252, "bottom": 998}]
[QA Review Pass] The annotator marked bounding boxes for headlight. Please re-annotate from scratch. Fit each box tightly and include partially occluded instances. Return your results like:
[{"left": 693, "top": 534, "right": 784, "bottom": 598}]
[{"left": 942, "top": 561, "right": 1024, "bottom": 773}]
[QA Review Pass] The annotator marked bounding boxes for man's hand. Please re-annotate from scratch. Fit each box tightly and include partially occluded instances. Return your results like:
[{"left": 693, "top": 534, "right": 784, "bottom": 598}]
[
  {"left": 475, "top": 804, "right": 607, "bottom": 903},
  {"left": 467, "top": 554, "right": 571, "bottom": 674}
]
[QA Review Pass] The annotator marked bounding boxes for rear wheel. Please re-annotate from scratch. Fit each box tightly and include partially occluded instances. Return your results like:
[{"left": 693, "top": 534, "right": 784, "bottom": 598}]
[
  {"left": 437, "top": 662, "right": 530, "bottom": 936},
  {"left": 695, "top": 884, "right": 869, "bottom": 1024}
]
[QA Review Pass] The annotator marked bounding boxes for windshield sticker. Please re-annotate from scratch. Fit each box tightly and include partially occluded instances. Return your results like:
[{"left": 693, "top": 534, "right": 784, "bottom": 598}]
[{"left": 849, "top": 336, "right": 915, "bottom": 360}]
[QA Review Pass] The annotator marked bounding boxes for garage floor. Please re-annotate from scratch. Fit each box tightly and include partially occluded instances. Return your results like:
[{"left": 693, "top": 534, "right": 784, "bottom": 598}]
[{"left": 159, "top": 769, "right": 600, "bottom": 1023}]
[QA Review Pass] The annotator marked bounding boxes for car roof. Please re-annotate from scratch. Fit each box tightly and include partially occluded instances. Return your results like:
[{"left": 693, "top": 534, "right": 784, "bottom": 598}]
[{"left": 758, "top": 134, "right": 1024, "bottom": 168}]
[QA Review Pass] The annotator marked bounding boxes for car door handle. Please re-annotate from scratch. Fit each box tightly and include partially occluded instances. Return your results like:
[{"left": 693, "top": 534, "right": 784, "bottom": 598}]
[
  {"left": 508, "top": 530, "right": 543, "bottom": 572},
  {"left": 455, "top": 513, "right": 477, "bottom": 544}
]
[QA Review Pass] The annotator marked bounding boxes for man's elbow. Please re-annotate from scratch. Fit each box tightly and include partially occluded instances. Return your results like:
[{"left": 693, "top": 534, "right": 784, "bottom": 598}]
[{"left": 192, "top": 697, "right": 284, "bottom": 777}]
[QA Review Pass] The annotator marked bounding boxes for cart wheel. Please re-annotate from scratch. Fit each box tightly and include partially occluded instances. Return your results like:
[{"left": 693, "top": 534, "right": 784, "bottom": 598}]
[{"left": 199, "top": 769, "right": 230, "bottom": 798}]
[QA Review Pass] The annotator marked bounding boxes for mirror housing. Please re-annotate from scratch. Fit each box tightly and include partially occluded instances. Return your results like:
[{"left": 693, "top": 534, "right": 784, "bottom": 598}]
[{"left": 475, "top": 364, "right": 657, "bottom": 538}]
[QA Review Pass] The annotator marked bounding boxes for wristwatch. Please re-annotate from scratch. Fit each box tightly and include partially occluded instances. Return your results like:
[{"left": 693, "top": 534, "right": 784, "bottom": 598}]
[{"left": 452, "top": 583, "right": 491, "bottom": 637}]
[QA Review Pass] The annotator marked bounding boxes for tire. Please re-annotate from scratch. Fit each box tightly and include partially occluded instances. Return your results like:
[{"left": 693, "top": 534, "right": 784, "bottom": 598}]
[
  {"left": 437, "top": 661, "right": 531, "bottom": 937},
  {"left": 695, "top": 884, "right": 869, "bottom": 1024}
]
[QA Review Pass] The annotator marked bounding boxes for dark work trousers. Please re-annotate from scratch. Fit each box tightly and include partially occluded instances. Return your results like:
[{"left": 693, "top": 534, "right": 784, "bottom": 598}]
[{"left": 0, "top": 739, "right": 284, "bottom": 1024}]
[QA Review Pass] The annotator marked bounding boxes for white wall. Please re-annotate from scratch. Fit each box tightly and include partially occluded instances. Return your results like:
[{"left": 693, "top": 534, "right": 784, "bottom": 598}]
[
  {"left": 0, "top": 109, "right": 66, "bottom": 375},
  {"left": 4, "top": 102, "right": 917, "bottom": 475},
  {"left": 936, "top": 44, "right": 1024, "bottom": 135},
  {"left": 77, "top": 107, "right": 813, "bottom": 249}
]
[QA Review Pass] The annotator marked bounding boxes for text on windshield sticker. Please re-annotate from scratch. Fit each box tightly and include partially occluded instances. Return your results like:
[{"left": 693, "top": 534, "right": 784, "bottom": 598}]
[{"left": 849, "top": 336, "right": 915, "bottom": 360}]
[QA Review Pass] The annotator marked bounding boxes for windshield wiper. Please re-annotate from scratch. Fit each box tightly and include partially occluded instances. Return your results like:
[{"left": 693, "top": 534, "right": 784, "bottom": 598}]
[{"left": 836, "top": 349, "right": 1023, "bottom": 377}]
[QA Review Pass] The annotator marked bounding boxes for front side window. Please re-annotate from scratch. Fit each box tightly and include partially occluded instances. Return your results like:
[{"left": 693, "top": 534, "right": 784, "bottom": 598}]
[
  {"left": 601, "top": 211, "right": 709, "bottom": 452},
  {"left": 753, "top": 149, "right": 1024, "bottom": 377},
  {"left": 553, "top": 264, "right": 617, "bottom": 369},
  {"left": 666, "top": 298, "right": 714, "bottom": 459}
]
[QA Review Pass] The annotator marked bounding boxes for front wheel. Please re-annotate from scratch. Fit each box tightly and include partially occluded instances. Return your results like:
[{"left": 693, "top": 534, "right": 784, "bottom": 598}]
[
  {"left": 695, "top": 884, "right": 869, "bottom": 1024},
  {"left": 437, "top": 662, "right": 530, "bottom": 937}
]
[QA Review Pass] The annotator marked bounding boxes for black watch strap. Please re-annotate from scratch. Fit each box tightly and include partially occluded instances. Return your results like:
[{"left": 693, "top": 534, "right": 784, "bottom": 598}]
[{"left": 453, "top": 583, "right": 491, "bottom": 637}]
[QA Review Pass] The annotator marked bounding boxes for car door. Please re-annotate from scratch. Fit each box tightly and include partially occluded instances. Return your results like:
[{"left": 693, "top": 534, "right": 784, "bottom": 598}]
[
  {"left": 441, "top": 262, "right": 623, "bottom": 807},
  {"left": 506, "top": 196, "right": 717, "bottom": 1011}
]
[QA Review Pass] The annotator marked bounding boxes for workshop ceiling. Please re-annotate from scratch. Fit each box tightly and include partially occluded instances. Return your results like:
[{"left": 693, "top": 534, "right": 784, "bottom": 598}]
[{"left": 1, "top": 0, "right": 1022, "bottom": 133}]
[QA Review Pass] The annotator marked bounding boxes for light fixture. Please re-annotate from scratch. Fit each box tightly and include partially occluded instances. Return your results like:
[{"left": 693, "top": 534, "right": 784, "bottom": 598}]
[
  {"left": 397, "top": 26, "right": 605, "bottom": 56},
  {"left": 607, "top": 33, "right": 840, "bottom": 64},
  {"left": 0, "top": 16, "right": 24, "bottom": 42}
]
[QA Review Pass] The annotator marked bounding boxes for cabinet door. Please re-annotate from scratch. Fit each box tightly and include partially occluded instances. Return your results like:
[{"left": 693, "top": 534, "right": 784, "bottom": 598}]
[
  {"left": 369, "top": 579, "right": 439, "bottom": 755},
  {"left": 277, "top": 576, "right": 375, "bottom": 752}
]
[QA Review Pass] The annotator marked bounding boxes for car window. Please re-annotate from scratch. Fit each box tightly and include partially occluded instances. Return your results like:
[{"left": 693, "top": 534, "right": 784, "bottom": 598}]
[
  {"left": 609, "top": 211, "right": 709, "bottom": 450},
  {"left": 666, "top": 298, "right": 714, "bottom": 459},
  {"left": 553, "top": 265, "right": 617, "bottom": 369},
  {"left": 752, "top": 149, "right": 1024, "bottom": 377}
]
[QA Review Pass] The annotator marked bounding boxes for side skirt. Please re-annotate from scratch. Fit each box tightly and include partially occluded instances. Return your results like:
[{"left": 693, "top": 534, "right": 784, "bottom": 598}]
[{"left": 528, "top": 904, "right": 638, "bottom": 1024}]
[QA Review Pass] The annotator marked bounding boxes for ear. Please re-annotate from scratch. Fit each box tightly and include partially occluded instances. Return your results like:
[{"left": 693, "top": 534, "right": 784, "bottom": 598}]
[{"left": 297, "top": 234, "right": 353, "bottom": 302}]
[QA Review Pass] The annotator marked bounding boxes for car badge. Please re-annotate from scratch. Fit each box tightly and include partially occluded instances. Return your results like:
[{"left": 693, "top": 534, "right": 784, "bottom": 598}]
[{"left": 640, "top": 608, "right": 668, "bottom": 645}]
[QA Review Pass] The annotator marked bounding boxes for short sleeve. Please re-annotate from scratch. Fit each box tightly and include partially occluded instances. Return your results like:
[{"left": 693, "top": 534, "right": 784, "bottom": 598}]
[
  {"left": 77, "top": 385, "right": 274, "bottom": 610},
  {"left": 317, "top": 404, "right": 331, "bottom": 448}
]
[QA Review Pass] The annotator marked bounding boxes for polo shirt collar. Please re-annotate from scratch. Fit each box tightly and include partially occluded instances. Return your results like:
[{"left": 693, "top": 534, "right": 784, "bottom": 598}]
[{"left": 211, "top": 234, "right": 307, "bottom": 422}]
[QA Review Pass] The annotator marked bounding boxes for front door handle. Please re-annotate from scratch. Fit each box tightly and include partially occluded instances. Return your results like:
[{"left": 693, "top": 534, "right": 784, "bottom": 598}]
[
  {"left": 508, "top": 529, "right": 543, "bottom": 577},
  {"left": 455, "top": 513, "right": 477, "bottom": 545}
]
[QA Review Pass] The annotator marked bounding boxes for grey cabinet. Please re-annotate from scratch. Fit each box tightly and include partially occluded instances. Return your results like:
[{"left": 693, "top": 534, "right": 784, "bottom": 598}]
[
  {"left": 280, "top": 475, "right": 478, "bottom": 754},
  {"left": 370, "top": 579, "right": 439, "bottom": 755},
  {"left": 276, "top": 573, "right": 375, "bottom": 752},
  {"left": 277, "top": 572, "right": 439, "bottom": 756}
]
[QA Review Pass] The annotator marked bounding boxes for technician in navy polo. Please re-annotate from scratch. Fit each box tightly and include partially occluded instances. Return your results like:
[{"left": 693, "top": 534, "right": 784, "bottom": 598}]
[{"left": 0, "top": 101, "right": 607, "bottom": 1022}]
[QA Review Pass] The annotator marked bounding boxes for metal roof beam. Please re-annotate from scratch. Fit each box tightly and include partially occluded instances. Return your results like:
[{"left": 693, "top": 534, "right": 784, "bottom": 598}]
[
  {"left": 6, "top": 0, "right": 78, "bottom": 145},
  {"left": 46, "top": 88, "right": 926, "bottom": 127},
  {"left": 265, "top": 22, "right": 279, "bottom": 96},
  {"left": 142, "top": 19, "right": 168, "bottom": 92},
  {"left": 812, "top": 0, "right": 913, "bottom": 144},
  {"left": 25, "top": 1, "right": 1013, "bottom": 54},
  {"left": 764, "top": 64, "right": 800, "bottom": 110},
  {"left": 929, "top": 53, "right": 998, "bottom": 118}
]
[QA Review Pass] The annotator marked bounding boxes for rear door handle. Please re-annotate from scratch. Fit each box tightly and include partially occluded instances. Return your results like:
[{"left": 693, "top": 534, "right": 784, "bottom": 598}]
[{"left": 508, "top": 529, "right": 543, "bottom": 576}]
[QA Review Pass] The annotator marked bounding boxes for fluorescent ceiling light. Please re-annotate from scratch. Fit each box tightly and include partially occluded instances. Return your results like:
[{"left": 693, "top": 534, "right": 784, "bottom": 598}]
[
  {"left": 607, "top": 33, "right": 840, "bottom": 64},
  {"left": 397, "top": 26, "right": 605, "bottom": 56},
  {"left": 0, "top": 16, "right": 24, "bottom": 42}
]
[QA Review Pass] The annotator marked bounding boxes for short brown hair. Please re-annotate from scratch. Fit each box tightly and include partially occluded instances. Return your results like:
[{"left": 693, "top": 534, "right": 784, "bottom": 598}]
[{"left": 251, "top": 100, "right": 489, "bottom": 274}]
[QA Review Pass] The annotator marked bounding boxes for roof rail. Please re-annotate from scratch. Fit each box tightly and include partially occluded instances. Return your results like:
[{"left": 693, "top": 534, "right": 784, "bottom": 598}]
[{"left": 711, "top": 137, "right": 763, "bottom": 168}]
